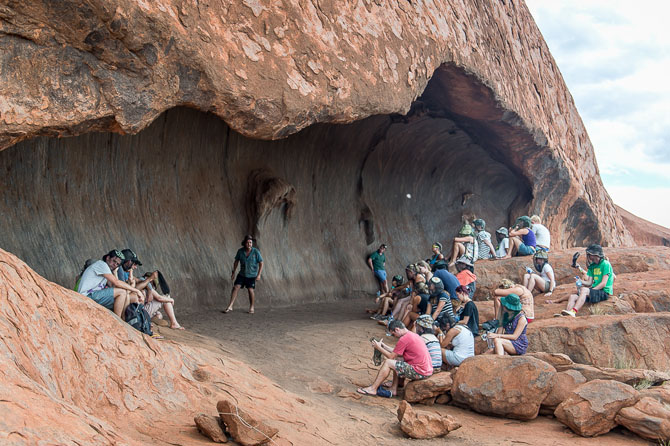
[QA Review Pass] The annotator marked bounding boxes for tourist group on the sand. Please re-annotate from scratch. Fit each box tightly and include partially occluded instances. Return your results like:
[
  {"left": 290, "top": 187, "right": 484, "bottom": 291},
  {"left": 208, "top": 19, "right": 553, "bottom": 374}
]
[
  {"left": 358, "top": 215, "right": 615, "bottom": 397},
  {"left": 74, "top": 235, "right": 264, "bottom": 336}
]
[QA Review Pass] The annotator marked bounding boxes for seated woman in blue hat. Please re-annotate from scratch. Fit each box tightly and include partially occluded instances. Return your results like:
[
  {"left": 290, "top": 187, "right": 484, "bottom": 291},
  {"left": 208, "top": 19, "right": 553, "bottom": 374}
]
[{"left": 487, "top": 294, "right": 528, "bottom": 356}]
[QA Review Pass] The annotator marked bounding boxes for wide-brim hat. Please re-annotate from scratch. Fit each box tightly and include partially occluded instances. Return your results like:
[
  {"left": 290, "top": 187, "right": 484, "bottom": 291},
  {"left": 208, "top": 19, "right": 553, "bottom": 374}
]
[
  {"left": 416, "top": 314, "right": 435, "bottom": 329},
  {"left": 500, "top": 294, "right": 523, "bottom": 311},
  {"left": 496, "top": 227, "right": 508, "bottom": 236}
]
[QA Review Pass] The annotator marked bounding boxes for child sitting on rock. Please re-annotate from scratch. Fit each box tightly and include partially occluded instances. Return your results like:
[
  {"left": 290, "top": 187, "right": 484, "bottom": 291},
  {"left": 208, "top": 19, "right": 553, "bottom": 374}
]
[
  {"left": 487, "top": 294, "right": 528, "bottom": 356},
  {"left": 559, "top": 244, "right": 614, "bottom": 317},
  {"left": 454, "top": 257, "right": 476, "bottom": 299}
]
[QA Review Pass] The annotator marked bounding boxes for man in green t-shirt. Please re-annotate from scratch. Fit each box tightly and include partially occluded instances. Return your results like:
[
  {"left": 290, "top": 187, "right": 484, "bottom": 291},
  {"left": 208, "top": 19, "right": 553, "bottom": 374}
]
[
  {"left": 367, "top": 244, "right": 388, "bottom": 295},
  {"left": 561, "top": 244, "right": 613, "bottom": 317}
]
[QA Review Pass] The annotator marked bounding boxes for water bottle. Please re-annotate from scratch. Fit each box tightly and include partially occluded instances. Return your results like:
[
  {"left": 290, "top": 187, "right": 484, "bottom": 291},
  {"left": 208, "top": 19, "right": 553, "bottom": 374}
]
[
  {"left": 575, "top": 276, "right": 582, "bottom": 291},
  {"left": 525, "top": 266, "right": 533, "bottom": 274}
]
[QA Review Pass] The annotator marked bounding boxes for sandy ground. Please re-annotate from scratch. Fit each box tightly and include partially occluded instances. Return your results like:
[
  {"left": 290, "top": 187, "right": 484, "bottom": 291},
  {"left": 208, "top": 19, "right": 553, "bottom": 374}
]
[{"left": 158, "top": 297, "right": 649, "bottom": 446}]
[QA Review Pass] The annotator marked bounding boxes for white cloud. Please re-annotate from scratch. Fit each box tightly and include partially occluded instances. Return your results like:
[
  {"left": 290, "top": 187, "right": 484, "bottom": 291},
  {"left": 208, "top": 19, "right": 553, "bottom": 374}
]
[{"left": 526, "top": 0, "right": 670, "bottom": 228}]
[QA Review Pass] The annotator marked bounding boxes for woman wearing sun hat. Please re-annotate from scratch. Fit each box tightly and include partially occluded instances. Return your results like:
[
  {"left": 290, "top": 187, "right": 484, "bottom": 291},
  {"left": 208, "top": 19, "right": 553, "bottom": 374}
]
[{"left": 487, "top": 294, "right": 528, "bottom": 356}]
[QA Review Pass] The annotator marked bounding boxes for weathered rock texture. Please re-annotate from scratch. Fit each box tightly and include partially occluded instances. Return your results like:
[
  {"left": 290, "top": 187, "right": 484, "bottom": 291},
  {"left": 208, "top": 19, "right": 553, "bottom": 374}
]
[
  {"left": 0, "top": 248, "right": 347, "bottom": 445},
  {"left": 451, "top": 355, "right": 556, "bottom": 420},
  {"left": 554, "top": 379, "right": 639, "bottom": 437},
  {"left": 2, "top": 0, "right": 665, "bottom": 308},
  {"left": 397, "top": 400, "right": 461, "bottom": 439}
]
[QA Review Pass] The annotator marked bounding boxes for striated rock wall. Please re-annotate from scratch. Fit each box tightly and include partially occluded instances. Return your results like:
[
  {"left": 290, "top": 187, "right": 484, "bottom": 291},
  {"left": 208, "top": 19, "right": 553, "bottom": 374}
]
[{"left": 0, "top": 0, "right": 654, "bottom": 307}]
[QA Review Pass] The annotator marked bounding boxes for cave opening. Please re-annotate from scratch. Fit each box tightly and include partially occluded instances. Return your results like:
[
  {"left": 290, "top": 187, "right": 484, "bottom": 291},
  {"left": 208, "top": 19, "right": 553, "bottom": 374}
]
[{"left": 0, "top": 64, "right": 539, "bottom": 310}]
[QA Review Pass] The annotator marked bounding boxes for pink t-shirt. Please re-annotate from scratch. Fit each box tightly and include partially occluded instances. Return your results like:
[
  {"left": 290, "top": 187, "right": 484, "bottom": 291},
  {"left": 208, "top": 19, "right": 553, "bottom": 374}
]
[{"left": 393, "top": 331, "right": 433, "bottom": 376}]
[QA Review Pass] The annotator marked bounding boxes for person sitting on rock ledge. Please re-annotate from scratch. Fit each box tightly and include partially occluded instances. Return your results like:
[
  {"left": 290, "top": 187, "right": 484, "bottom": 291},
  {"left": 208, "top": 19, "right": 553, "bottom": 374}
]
[
  {"left": 559, "top": 244, "right": 613, "bottom": 317},
  {"left": 523, "top": 250, "right": 555, "bottom": 297},
  {"left": 494, "top": 227, "right": 510, "bottom": 259},
  {"left": 493, "top": 279, "right": 534, "bottom": 323},
  {"left": 530, "top": 215, "right": 551, "bottom": 252},
  {"left": 447, "top": 223, "right": 478, "bottom": 269},
  {"left": 76, "top": 249, "right": 145, "bottom": 318},
  {"left": 369, "top": 275, "right": 406, "bottom": 321},
  {"left": 473, "top": 219, "right": 496, "bottom": 260},
  {"left": 439, "top": 312, "right": 474, "bottom": 368},
  {"left": 502, "top": 216, "right": 536, "bottom": 258},
  {"left": 415, "top": 314, "right": 443, "bottom": 370},
  {"left": 428, "top": 242, "right": 447, "bottom": 271},
  {"left": 357, "top": 319, "right": 433, "bottom": 397},
  {"left": 454, "top": 257, "right": 476, "bottom": 299},
  {"left": 487, "top": 294, "right": 528, "bottom": 356}
]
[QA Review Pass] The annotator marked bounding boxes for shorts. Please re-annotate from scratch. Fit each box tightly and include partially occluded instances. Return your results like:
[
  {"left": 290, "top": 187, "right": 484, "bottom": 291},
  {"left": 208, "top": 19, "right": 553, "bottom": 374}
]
[
  {"left": 394, "top": 360, "right": 429, "bottom": 380},
  {"left": 542, "top": 280, "right": 551, "bottom": 293},
  {"left": 88, "top": 288, "right": 115, "bottom": 310},
  {"left": 443, "top": 349, "right": 468, "bottom": 366},
  {"left": 587, "top": 288, "right": 610, "bottom": 303},
  {"left": 234, "top": 274, "right": 256, "bottom": 289},
  {"left": 516, "top": 243, "right": 536, "bottom": 256},
  {"left": 144, "top": 299, "right": 163, "bottom": 318},
  {"left": 374, "top": 270, "right": 387, "bottom": 283}
]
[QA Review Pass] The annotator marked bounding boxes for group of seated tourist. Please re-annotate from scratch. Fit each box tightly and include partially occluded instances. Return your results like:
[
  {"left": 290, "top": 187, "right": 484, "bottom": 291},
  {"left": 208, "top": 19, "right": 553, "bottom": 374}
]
[
  {"left": 360, "top": 215, "right": 615, "bottom": 398},
  {"left": 75, "top": 249, "right": 183, "bottom": 337}
]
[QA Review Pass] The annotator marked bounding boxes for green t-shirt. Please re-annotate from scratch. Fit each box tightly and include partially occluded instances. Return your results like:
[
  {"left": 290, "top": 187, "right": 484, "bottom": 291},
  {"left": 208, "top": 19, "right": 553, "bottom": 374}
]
[
  {"left": 369, "top": 251, "right": 386, "bottom": 271},
  {"left": 587, "top": 259, "right": 614, "bottom": 295}
]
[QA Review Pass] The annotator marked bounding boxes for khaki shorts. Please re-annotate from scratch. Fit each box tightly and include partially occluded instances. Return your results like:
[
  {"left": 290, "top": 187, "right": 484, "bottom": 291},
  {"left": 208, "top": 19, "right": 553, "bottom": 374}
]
[{"left": 144, "top": 300, "right": 163, "bottom": 318}]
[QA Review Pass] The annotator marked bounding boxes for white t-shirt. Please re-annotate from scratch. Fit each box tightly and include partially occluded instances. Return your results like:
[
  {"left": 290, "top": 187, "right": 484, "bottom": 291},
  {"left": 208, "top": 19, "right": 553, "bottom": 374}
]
[
  {"left": 77, "top": 260, "right": 112, "bottom": 295},
  {"left": 496, "top": 238, "right": 510, "bottom": 258},
  {"left": 451, "top": 324, "right": 475, "bottom": 358},
  {"left": 540, "top": 262, "right": 554, "bottom": 283},
  {"left": 532, "top": 223, "right": 551, "bottom": 249}
]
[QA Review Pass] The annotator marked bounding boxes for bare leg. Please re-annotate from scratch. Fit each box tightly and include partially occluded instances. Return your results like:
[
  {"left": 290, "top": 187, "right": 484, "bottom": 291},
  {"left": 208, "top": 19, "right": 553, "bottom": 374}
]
[
  {"left": 493, "top": 296, "right": 501, "bottom": 321},
  {"left": 523, "top": 273, "right": 531, "bottom": 289},
  {"left": 224, "top": 284, "right": 241, "bottom": 312},
  {"left": 532, "top": 275, "right": 546, "bottom": 294},
  {"left": 359, "top": 359, "right": 396, "bottom": 394},
  {"left": 381, "top": 279, "right": 389, "bottom": 294},
  {"left": 248, "top": 288, "right": 255, "bottom": 313},
  {"left": 162, "top": 302, "right": 183, "bottom": 329},
  {"left": 113, "top": 289, "right": 129, "bottom": 318},
  {"left": 565, "top": 293, "right": 579, "bottom": 311},
  {"left": 449, "top": 241, "right": 465, "bottom": 265},
  {"left": 504, "top": 237, "right": 521, "bottom": 258},
  {"left": 390, "top": 368, "right": 400, "bottom": 396},
  {"left": 573, "top": 287, "right": 590, "bottom": 312},
  {"left": 494, "top": 338, "right": 518, "bottom": 355}
]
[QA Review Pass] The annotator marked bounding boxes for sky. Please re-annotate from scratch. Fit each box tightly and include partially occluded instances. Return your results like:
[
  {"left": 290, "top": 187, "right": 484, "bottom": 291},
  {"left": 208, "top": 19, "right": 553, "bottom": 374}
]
[{"left": 525, "top": 1, "right": 670, "bottom": 229}]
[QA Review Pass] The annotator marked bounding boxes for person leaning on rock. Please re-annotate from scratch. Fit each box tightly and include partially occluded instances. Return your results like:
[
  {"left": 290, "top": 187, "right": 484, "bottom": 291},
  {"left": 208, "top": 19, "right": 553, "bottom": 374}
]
[
  {"left": 357, "top": 319, "right": 433, "bottom": 398},
  {"left": 223, "top": 235, "right": 263, "bottom": 315},
  {"left": 559, "top": 244, "right": 613, "bottom": 317},
  {"left": 76, "top": 249, "right": 145, "bottom": 318},
  {"left": 367, "top": 243, "right": 389, "bottom": 295}
]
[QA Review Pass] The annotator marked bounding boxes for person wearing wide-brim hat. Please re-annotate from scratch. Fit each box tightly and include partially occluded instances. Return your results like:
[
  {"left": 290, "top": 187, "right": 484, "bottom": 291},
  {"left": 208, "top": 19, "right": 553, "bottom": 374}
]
[
  {"left": 415, "top": 315, "right": 443, "bottom": 370},
  {"left": 494, "top": 227, "right": 510, "bottom": 259},
  {"left": 487, "top": 294, "right": 528, "bottom": 356}
]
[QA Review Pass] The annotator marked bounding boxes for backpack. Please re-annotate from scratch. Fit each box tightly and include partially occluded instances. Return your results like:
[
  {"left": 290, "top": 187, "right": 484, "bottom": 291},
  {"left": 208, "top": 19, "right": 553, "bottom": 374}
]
[{"left": 125, "top": 303, "right": 153, "bottom": 336}]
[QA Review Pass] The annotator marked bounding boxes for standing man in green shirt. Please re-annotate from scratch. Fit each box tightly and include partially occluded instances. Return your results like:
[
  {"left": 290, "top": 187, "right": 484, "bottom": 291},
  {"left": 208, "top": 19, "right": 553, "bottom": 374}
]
[
  {"left": 561, "top": 244, "right": 613, "bottom": 317},
  {"left": 368, "top": 244, "right": 389, "bottom": 295},
  {"left": 223, "top": 235, "right": 264, "bottom": 315}
]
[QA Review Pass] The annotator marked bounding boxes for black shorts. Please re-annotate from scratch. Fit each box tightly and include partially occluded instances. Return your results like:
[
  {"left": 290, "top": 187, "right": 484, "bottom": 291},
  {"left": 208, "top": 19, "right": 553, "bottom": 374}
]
[
  {"left": 587, "top": 288, "right": 609, "bottom": 303},
  {"left": 234, "top": 274, "right": 256, "bottom": 289}
]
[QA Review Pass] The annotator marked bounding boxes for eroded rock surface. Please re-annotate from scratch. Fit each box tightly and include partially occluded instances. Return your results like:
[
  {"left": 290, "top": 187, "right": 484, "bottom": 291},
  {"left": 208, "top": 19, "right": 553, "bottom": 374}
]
[
  {"left": 2, "top": 1, "right": 666, "bottom": 310},
  {"left": 403, "top": 372, "right": 453, "bottom": 403},
  {"left": 397, "top": 400, "right": 461, "bottom": 439},
  {"left": 451, "top": 355, "right": 556, "bottom": 420}
]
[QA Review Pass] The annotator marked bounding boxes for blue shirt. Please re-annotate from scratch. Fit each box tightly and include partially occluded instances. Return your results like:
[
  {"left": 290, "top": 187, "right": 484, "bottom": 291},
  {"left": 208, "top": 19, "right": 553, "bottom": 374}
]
[
  {"left": 235, "top": 247, "right": 264, "bottom": 278},
  {"left": 117, "top": 268, "right": 130, "bottom": 282},
  {"left": 433, "top": 269, "right": 459, "bottom": 301}
]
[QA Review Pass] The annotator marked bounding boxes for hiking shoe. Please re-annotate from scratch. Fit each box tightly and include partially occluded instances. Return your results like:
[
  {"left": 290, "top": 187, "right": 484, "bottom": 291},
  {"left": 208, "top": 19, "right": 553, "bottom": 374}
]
[{"left": 561, "top": 309, "right": 576, "bottom": 317}]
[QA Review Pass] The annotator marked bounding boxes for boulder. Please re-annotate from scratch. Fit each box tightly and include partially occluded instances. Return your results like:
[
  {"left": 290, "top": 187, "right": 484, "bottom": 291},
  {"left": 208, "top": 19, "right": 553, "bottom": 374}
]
[
  {"left": 217, "top": 400, "right": 278, "bottom": 446},
  {"left": 194, "top": 414, "right": 228, "bottom": 443},
  {"left": 403, "top": 372, "right": 453, "bottom": 403},
  {"left": 554, "top": 379, "right": 639, "bottom": 437},
  {"left": 396, "top": 401, "right": 461, "bottom": 439},
  {"left": 540, "top": 370, "right": 587, "bottom": 413},
  {"left": 451, "top": 355, "right": 556, "bottom": 420},
  {"left": 526, "top": 352, "right": 574, "bottom": 370},
  {"left": 616, "top": 396, "right": 670, "bottom": 441},
  {"left": 527, "top": 313, "right": 670, "bottom": 371},
  {"left": 567, "top": 364, "right": 670, "bottom": 387}
]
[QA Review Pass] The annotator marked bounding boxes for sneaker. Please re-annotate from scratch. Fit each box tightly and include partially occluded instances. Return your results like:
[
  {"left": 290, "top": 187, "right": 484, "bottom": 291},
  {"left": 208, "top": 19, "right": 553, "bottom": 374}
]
[
  {"left": 553, "top": 313, "right": 564, "bottom": 317},
  {"left": 561, "top": 309, "right": 576, "bottom": 317}
]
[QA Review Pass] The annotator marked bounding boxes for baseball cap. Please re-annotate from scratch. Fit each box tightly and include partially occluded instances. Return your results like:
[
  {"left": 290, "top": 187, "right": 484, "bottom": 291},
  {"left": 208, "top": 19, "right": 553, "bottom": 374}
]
[{"left": 121, "top": 249, "right": 142, "bottom": 266}]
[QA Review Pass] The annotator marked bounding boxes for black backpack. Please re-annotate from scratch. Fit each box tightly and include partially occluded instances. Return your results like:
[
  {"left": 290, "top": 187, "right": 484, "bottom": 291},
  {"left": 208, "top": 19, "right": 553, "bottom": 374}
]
[{"left": 125, "top": 303, "right": 153, "bottom": 336}]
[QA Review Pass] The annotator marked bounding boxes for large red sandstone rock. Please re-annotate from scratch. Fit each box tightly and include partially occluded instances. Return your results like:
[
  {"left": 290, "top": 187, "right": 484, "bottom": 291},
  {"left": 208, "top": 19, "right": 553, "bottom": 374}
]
[
  {"left": 616, "top": 394, "right": 670, "bottom": 441},
  {"left": 0, "top": 249, "right": 349, "bottom": 445},
  {"left": 451, "top": 355, "right": 556, "bottom": 420},
  {"left": 403, "top": 372, "right": 453, "bottom": 403},
  {"left": 3, "top": 0, "right": 663, "bottom": 309},
  {"left": 217, "top": 400, "right": 278, "bottom": 446},
  {"left": 397, "top": 400, "right": 461, "bottom": 439},
  {"left": 554, "top": 380, "right": 639, "bottom": 437},
  {"left": 541, "top": 370, "right": 587, "bottom": 413},
  {"left": 527, "top": 313, "right": 670, "bottom": 371}
]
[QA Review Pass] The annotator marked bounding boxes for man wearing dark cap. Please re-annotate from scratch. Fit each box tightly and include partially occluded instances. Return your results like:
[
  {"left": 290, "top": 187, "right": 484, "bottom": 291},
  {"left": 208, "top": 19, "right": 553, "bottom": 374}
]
[
  {"left": 76, "top": 249, "right": 144, "bottom": 318},
  {"left": 118, "top": 248, "right": 157, "bottom": 290}
]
